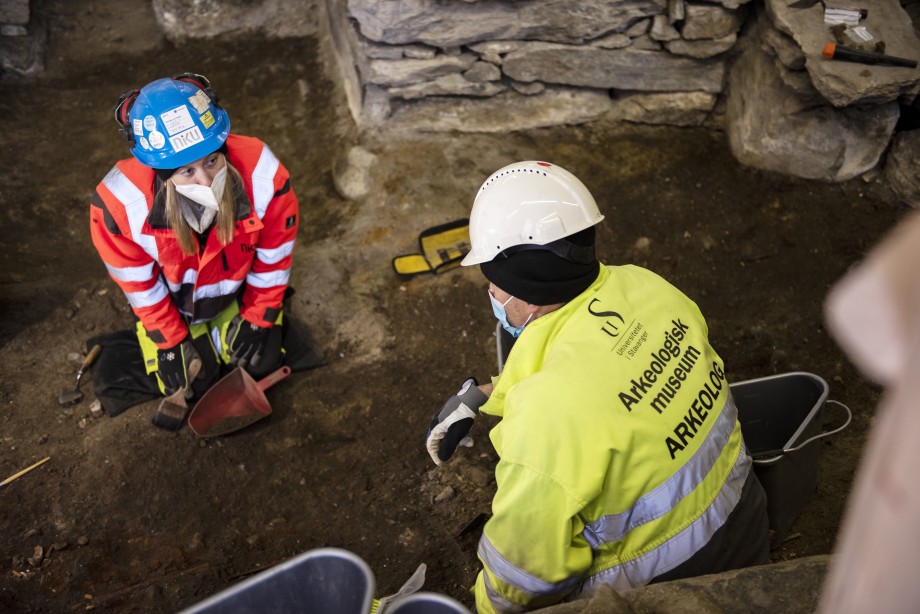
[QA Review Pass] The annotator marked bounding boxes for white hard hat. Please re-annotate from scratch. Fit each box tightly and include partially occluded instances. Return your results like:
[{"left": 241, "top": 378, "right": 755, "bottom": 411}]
[{"left": 461, "top": 161, "right": 605, "bottom": 266}]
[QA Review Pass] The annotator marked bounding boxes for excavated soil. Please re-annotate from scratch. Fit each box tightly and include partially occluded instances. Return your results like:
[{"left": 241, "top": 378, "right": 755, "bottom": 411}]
[{"left": 0, "top": 1, "right": 910, "bottom": 612}]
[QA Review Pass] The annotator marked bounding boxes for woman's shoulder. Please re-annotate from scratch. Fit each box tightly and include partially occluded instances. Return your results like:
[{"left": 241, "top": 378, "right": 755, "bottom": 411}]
[{"left": 225, "top": 133, "right": 267, "bottom": 151}]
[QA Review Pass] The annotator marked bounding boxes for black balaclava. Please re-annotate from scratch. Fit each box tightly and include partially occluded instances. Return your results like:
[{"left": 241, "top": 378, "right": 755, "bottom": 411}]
[{"left": 479, "top": 227, "right": 600, "bottom": 306}]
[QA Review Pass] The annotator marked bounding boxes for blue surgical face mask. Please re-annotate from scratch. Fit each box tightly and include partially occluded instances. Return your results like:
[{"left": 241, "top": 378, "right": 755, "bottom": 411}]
[{"left": 489, "top": 290, "right": 533, "bottom": 338}]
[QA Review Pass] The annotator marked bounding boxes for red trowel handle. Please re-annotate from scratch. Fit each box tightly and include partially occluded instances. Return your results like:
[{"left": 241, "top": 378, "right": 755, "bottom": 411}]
[{"left": 257, "top": 365, "right": 292, "bottom": 392}]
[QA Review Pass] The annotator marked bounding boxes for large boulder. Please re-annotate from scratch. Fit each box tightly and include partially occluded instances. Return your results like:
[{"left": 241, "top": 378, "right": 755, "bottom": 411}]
[{"left": 726, "top": 14, "right": 900, "bottom": 181}]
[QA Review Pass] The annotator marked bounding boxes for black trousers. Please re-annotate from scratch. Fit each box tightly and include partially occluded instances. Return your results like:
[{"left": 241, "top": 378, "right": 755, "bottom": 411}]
[{"left": 649, "top": 467, "right": 770, "bottom": 584}]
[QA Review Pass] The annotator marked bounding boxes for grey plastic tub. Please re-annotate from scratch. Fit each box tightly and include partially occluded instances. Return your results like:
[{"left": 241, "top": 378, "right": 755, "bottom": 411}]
[
  {"left": 180, "top": 548, "right": 374, "bottom": 614},
  {"left": 732, "top": 371, "right": 850, "bottom": 549},
  {"left": 390, "top": 592, "right": 472, "bottom": 614}
]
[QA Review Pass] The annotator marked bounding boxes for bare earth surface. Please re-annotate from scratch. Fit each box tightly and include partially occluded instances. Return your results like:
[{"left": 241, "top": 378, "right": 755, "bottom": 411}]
[{"left": 0, "top": 1, "right": 910, "bottom": 612}]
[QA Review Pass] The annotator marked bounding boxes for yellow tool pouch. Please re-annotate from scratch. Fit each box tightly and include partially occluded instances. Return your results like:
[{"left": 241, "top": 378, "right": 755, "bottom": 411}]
[{"left": 392, "top": 219, "right": 471, "bottom": 279}]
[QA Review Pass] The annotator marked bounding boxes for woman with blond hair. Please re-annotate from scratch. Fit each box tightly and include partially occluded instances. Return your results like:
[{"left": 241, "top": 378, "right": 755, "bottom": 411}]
[{"left": 90, "top": 73, "right": 300, "bottom": 423}]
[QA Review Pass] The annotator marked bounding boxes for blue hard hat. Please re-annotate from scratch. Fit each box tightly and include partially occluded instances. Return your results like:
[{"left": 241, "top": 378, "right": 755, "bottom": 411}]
[{"left": 115, "top": 74, "right": 231, "bottom": 169}]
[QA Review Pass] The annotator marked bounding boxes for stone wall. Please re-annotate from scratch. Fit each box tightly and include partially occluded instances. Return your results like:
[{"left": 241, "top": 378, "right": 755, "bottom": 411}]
[
  {"left": 0, "top": 0, "right": 45, "bottom": 76},
  {"left": 322, "top": 0, "right": 919, "bottom": 194},
  {"left": 341, "top": 0, "right": 753, "bottom": 132}
]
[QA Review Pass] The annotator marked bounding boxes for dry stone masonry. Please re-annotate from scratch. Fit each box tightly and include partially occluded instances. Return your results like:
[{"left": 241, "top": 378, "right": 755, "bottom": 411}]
[
  {"left": 341, "top": 0, "right": 754, "bottom": 131},
  {"left": 326, "top": 0, "right": 918, "bottom": 195}
]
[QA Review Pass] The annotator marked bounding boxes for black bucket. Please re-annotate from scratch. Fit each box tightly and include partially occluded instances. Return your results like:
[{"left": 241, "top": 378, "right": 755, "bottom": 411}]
[{"left": 732, "top": 372, "right": 851, "bottom": 549}]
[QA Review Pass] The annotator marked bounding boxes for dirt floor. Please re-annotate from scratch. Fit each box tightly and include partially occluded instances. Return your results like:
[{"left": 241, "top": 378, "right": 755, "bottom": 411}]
[{"left": 0, "top": 1, "right": 912, "bottom": 612}]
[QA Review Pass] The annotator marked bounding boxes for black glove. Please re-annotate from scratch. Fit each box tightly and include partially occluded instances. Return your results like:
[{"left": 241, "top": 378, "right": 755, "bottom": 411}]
[
  {"left": 426, "top": 378, "right": 489, "bottom": 465},
  {"left": 226, "top": 314, "right": 270, "bottom": 368},
  {"left": 156, "top": 337, "right": 201, "bottom": 396}
]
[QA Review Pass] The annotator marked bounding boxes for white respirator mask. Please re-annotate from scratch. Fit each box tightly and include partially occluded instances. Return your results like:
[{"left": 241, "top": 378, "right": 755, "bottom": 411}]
[{"left": 173, "top": 166, "right": 228, "bottom": 211}]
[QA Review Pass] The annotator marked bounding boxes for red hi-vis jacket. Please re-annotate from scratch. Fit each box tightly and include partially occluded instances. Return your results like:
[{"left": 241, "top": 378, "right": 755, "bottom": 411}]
[{"left": 90, "top": 134, "right": 298, "bottom": 349}]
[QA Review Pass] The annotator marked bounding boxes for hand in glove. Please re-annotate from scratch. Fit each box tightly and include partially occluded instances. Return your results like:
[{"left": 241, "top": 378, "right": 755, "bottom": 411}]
[
  {"left": 227, "top": 314, "right": 270, "bottom": 368},
  {"left": 426, "top": 377, "right": 489, "bottom": 465},
  {"left": 156, "top": 336, "right": 201, "bottom": 396}
]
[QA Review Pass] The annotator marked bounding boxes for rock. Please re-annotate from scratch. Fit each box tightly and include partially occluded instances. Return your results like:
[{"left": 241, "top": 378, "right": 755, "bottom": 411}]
[
  {"left": 458, "top": 465, "right": 492, "bottom": 487},
  {"left": 463, "top": 60, "right": 502, "bottom": 83},
  {"left": 591, "top": 33, "right": 632, "bottom": 50},
  {"left": 726, "top": 20, "right": 899, "bottom": 182},
  {"left": 403, "top": 44, "right": 437, "bottom": 60},
  {"left": 651, "top": 15, "right": 680, "bottom": 42},
  {"left": 681, "top": 4, "right": 747, "bottom": 41},
  {"left": 77, "top": 536, "right": 89, "bottom": 546},
  {"left": 365, "top": 53, "right": 478, "bottom": 87},
  {"left": 884, "top": 130, "right": 920, "bottom": 207},
  {"left": 332, "top": 146, "right": 378, "bottom": 200},
  {"left": 89, "top": 400, "right": 103, "bottom": 417},
  {"left": 27, "top": 545, "right": 43, "bottom": 567},
  {"left": 389, "top": 73, "right": 507, "bottom": 100},
  {"left": 665, "top": 34, "right": 736, "bottom": 59},
  {"left": 630, "top": 34, "right": 663, "bottom": 51},
  {"left": 434, "top": 486, "right": 455, "bottom": 502},
  {"left": 762, "top": 25, "right": 805, "bottom": 70},
  {"left": 668, "top": 0, "right": 686, "bottom": 23},
  {"left": 348, "top": 0, "right": 667, "bottom": 47},
  {"left": 511, "top": 80, "right": 547, "bottom": 95},
  {"left": 387, "top": 87, "right": 614, "bottom": 132},
  {"left": 502, "top": 43, "right": 726, "bottom": 92},
  {"left": 626, "top": 18, "right": 652, "bottom": 37},
  {"left": 610, "top": 91, "right": 718, "bottom": 126},
  {"left": 764, "top": 0, "right": 920, "bottom": 107},
  {"left": 363, "top": 41, "right": 405, "bottom": 60}
]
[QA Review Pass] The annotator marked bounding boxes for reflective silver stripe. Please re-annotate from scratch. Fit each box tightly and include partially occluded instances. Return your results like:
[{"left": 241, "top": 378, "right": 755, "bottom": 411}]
[
  {"left": 251, "top": 144, "right": 279, "bottom": 220},
  {"left": 583, "top": 393, "right": 739, "bottom": 548},
  {"left": 165, "top": 268, "right": 198, "bottom": 294},
  {"left": 193, "top": 278, "right": 244, "bottom": 301},
  {"left": 478, "top": 535, "right": 583, "bottom": 600},
  {"left": 256, "top": 240, "right": 294, "bottom": 265},
  {"left": 581, "top": 446, "right": 751, "bottom": 592},
  {"left": 104, "top": 261, "right": 155, "bottom": 283},
  {"left": 125, "top": 282, "right": 169, "bottom": 310},
  {"left": 482, "top": 570, "right": 526, "bottom": 614},
  {"left": 101, "top": 166, "right": 159, "bottom": 262},
  {"left": 246, "top": 267, "right": 290, "bottom": 289}
]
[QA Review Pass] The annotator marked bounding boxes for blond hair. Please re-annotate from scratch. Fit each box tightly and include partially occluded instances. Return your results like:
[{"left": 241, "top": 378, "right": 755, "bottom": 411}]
[{"left": 161, "top": 159, "right": 244, "bottom": 256}]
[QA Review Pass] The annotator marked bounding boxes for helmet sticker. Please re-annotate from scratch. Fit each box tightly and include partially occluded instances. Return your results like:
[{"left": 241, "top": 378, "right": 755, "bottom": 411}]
[
  {"left": 143, "top": 115, "right": 157, "bottom": 131},
  {"left": 199, "top": 110, "right": 215, "bottom": 129},
  {"left": 169, "top": 126, "right": 203, "bottom": 152},
  {"left": 148, "top": 131, "right": 165, "bottom": 149},
  {"left": 188, "top": 91, "right": 211, "bottom": 114},
  {"left": 139, "top": 136, "right": 150, "bottom": 150},
  {"left": 160, "top": 105, "right": 196, "bottom": 137},
  {"left": 132, "top": 119, "right": 144, "bottom": 136}
]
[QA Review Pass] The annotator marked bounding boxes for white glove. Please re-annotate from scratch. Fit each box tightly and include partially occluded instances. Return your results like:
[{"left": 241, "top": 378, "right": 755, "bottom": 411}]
[{"left": 425, "top": 378, "right": 488, "bottom": 465}]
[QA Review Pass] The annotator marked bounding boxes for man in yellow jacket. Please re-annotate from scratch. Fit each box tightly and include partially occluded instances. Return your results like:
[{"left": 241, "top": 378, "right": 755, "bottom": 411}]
[{"left": 425, "top": 161, "right": 769, "bottom": 613}]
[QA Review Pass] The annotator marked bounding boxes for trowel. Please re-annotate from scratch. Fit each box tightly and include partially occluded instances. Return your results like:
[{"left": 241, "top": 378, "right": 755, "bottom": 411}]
[
  {"left": 59, "top": 344, "right": 102, "bottom": 406},
  {"left": 152, "top": 358, "right": 202, "bottom": 431}
]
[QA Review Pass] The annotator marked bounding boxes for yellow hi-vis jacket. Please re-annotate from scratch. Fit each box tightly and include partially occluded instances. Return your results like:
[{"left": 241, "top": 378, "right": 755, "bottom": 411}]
[{"left": 474, "top": 264, "right": 751, "bottom": 613}]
